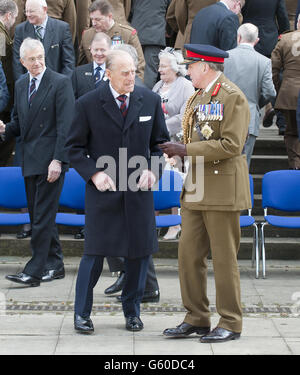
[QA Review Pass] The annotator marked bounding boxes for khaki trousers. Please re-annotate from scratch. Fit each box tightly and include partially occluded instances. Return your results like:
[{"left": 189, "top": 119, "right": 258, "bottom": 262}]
[{"left": 178, "top": 207, "right": 242, "bottom": 333}]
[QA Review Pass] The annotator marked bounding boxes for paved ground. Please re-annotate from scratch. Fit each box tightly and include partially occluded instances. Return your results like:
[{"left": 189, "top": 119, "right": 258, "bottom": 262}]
[{"left": 0, "top": 256, "right": 300, "bottom": 357}]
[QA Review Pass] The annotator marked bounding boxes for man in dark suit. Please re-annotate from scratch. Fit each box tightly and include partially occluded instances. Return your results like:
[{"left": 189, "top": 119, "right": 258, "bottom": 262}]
[
  {"left": 190, "top": 0, "right": 244, "bottom": 49},
  {"left": 242, "top": 0, "right": 290, "bottom": 58},
  {"left": 67, "top": 49, "right": 169, "bottom": 333},
  {"left": 72, "top": 31, "right": 110, "bottom": 99},
  {"left": 13, "top": 0, "right": 75, "bottom": 81},
  {"left": 0, "top": 37, "right": 75, "bottom": 286}
]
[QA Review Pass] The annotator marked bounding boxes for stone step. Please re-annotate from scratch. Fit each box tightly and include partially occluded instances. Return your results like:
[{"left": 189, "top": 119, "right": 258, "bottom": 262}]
[
  {"left": 249, "top": 155, "right": 289, "bottom": 175},
  {"left": 0, "top": 233, "right": 299, "bottom": 260},
  {"left": 253, "top": 136, "right": 286, "bottom": 156}
]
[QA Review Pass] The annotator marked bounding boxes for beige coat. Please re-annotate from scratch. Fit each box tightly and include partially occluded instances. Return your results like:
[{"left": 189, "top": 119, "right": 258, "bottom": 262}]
[
  {"left": 182, "top": 73, "right": 251, "bottom": 211},
  {"left": 78, "top": 23, "right": 145, "bottom": 80},
  {"left": 272, "top": 30, "right": 300, "bottom": 110}
]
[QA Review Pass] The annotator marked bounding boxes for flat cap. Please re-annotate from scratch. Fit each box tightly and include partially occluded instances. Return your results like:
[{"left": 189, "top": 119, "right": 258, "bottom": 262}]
[{"left": 182, "top": 44, "right": 229, "bottom": 65}]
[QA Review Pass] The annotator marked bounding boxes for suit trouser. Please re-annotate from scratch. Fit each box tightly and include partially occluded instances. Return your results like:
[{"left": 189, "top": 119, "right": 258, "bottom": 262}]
[
  {"left": 75, "top": 254, "right": 150, "bottom": 318},
  {"left": 106, "top": 255, "right": 159, "bottom": 292},
  {"left": 178, "top": 207, "right": 242, "bottom": 333},
  {"left": 23, "top": 173, "right": 65, "bottom": 279},
  {"left": 142, "top": 45, "right": 161, "bottom": 89},
  {"left": 243, "top": 134, "right": 256, "bottom": 169},
  {"left": 282, "top": 109, "right": 300, "bottom": 169}
]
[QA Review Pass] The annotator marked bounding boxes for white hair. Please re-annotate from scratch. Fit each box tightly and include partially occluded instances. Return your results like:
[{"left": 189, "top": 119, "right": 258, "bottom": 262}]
[
  {"left": 238, "top": 23, "right": 259, "bottom": 43},
  {"left": 20, "top": 37, "right": 44, "bottom": 59},
  {"left": 158, "top": 47, "right": 187, "bottom": 77},
  {"left": 26, "top": 0, "right": 48, "bottom": 8},
  {"left": 112, "top": 44, "right": 138, "bottom": 67}
]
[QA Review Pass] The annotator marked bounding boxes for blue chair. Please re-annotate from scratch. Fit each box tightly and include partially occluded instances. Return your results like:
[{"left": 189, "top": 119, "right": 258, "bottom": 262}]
[
  {"left": 55, "top": 168, "right": 86, "bottom": 227},
  {"left": 0, "top": 167, "right": 30, "bottom": 227},
  {"left": 153, "top": 169, "right": 183, "bottom": 237},
  {"left": 261, "top": 170, "right": 300, "bottom": 278},
  {"left": 240, "top": 174, "right": 259, "bottom": 278}
]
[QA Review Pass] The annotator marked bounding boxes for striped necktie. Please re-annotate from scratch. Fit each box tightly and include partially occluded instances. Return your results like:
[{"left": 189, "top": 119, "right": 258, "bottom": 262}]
[
  {"left": 29, "top": 77, "right": 37, "bottom": 106},
  {"left": 94, "top": 66, "right": 102, "bottom": 87},
  {"left": 117, "top": 95, "right": 128, "bottom": 118},
  {"left": 35, "top": 25, "right": 43, "bottom": 41}
]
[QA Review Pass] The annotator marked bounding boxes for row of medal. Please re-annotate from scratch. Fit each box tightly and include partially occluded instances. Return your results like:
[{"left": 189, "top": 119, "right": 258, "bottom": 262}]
[{"left": 196, "top": 103, "right": 224, "bottom": 122}]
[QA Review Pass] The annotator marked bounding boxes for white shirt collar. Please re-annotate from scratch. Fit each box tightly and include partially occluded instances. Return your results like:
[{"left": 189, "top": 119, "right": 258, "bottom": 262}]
[
  {"left": 35, "top": 15, "right": 48, "bottom": 29},
  {"left": 109, "top": 82, "right": 130, "bottom": 100},
  {"left": 205, "top": 72, "right": 222, "bottom": 93},
  {"left": 93, "top": 61, "right": 106, "bottom": 71},
  {"left": 29, "top": 67, "right": 46, "bottom": 85},
  {"left": 220, "top": 1, "right": 230, "bottom": 10}
]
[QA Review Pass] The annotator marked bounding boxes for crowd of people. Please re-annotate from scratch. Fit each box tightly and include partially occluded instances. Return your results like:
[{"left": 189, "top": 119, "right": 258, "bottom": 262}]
[{"left": 0, "top": 0, "right": 300, "bottom": 341}]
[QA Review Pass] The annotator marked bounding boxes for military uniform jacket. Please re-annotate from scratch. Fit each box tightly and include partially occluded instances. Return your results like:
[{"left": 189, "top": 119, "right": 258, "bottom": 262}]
[
  {"left": 78, "top": 23, "right": 145, "bottom": 80},
  {"left": 182, "top": 73, "right": 251, "bottom": 211},
  {"left": 272, "top": 30, "right": 300, "bottom": 110}
]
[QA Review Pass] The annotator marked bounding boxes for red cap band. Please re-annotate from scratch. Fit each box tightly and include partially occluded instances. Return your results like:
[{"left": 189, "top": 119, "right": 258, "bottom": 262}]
[{"left": 186, "top": 50, "right": 225, "bottom": 63}]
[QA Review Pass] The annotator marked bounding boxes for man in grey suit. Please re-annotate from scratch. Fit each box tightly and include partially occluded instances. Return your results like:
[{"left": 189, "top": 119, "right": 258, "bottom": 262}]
[
  {"left": 224, "top": 23, "right": 276, "bottom": 168},
  {"left": 0, "top": 38, "right": 74, "bottom": 287},
  {"left": 13, "top": 0, "right": 75, "bottom": 81}
]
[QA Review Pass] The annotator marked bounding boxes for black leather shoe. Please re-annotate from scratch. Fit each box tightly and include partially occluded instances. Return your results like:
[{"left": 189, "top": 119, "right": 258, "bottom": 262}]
[
  {"left": 200, "top": 327, "right": 241, "bottom": 343},
  {"left": 163, "top": 322, "right": 210, "bottom": 338},
  {"left": 16, "top": 229, "right": 32, "bottom": 239},
  {"left": 74, "top": 314, "right": 94, "bottom": 333},
  {"left": 74, "top": 228, "right": 85, "bottom": 239},
  {"left": 263, "top": 108, "right": 275, "bottom": 127},
  {"left": 125, "top": 316, "right": 144, "bottom": 331},
  {"left": 116, "top": 290, "right": 160, "bottom": 303},
  {"left": 141, "top": 290, "right": 160, "bottom": 303},
  {"left": 105, "top": 271, "right": 125, "bottom": 295},
  {"left": 41, "top": 267, "right": 65, "bottom": 282},
  {"left": 5, "top": 272, "right": 40, "bottom": 287}
]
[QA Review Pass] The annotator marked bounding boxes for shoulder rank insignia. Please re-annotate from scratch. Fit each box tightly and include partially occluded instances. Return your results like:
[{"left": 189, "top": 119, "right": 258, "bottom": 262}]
[{"left": 211, "top": 83, "right": 221, "bottom": 97}]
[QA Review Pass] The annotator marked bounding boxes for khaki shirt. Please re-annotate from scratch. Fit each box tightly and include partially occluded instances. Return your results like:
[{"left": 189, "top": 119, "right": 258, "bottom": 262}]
[
  {"left": 78, "top": 23, "right": 145, "bottom": 80},
  {"left": 182, "top": 73, "right": 251, "bottom": 211}
]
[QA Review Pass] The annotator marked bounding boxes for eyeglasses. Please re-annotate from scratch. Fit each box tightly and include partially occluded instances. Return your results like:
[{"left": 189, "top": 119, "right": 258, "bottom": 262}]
[{"left": 25, "top": 55, "right": 44, "bottom": 63}]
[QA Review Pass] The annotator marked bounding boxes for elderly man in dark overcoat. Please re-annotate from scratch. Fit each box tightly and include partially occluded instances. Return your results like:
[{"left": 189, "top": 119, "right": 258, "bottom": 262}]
[{"left": 67, "top": 49, "right": 169, "bottom": 333}]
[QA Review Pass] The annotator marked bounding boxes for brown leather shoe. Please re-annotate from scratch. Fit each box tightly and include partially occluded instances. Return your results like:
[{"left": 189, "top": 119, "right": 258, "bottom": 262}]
[{"left": 163, "top": 322, "right": 210, "bottom": 337}]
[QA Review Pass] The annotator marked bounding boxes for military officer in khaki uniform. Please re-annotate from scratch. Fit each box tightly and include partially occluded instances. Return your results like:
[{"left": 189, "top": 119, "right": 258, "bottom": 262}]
[
  {"left": 78, "top": 0, "right": 144, "bottom": 80},
  {"left": 272, "top": 18, "right": 300, "bottom": 169},
  {"left": 0, "top": 0, "right": 18, "bottom": 166},
  {"left": 160, "top": 44, "right": 251, "bottom": 343},
  {"left": 76, "top": 0, "right": 131, "bottom": 46}
]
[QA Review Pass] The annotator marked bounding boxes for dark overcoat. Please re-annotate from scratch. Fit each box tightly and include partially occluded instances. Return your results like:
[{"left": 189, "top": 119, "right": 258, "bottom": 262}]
[{"left": 67, "top": 81, "right": 169, "bottom": 259}]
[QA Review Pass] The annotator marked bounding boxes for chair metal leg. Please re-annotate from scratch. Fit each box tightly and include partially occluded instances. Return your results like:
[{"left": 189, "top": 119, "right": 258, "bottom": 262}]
[
  {"left": 254, "top": 223, "right": 259, "bottom": 279},
  {"left": 260, "top": 222, "right": 267, "bottom": 279}
]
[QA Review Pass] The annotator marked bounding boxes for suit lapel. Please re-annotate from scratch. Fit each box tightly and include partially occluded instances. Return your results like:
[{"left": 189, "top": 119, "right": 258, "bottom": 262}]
[
  {"left": 26, "top": 69, "right": 52, "bottom": 133},
  {"left": 25, "top": 21, "right": 36, "bottom": 39},
  {"left": 123, "top": 88, "right": 143, "bottom": 132},
  {"left": 101, "top": 81, "right": 124, "bottom": 130},
  {"left": 84, "top": 63, "right": 96, "bottom": 91},
  {"left": 43, "top": 17, "right": 54, "bottom": 56},
  {"left": 18, "top": 74, "right": 30, "bottom": 134}
]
